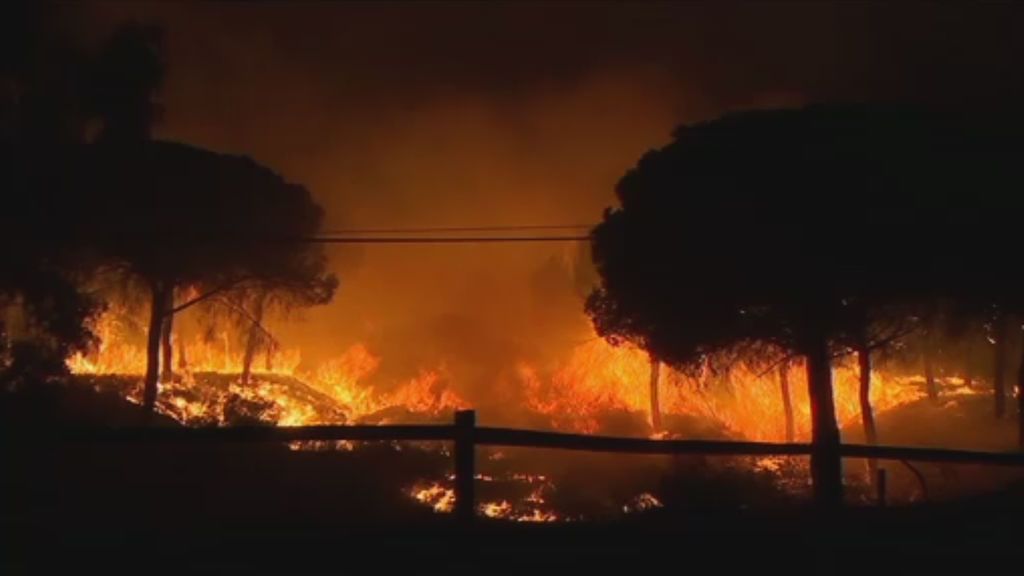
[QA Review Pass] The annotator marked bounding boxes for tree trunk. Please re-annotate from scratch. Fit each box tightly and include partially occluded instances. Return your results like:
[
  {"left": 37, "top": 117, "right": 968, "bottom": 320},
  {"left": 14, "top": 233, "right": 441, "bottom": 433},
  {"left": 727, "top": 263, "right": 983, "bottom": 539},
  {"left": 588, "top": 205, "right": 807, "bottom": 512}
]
[
  {"left": 143, "top": 281, "right": 171, "bottom": 415},
  {"left": 923, "top": 349, "right": 938, "bottom": 402},
  {"left": 160, "top": 291, "right": 174, "bottom": 382},
  {"left": 857, "top": 344, "right": 878, "bottom": 480},
  {"left": 805, "top": 333, "right": 842, "bottom": 509},
  {"left": 177, "top": 327, "right": 188, "bottom": 372},
  {"left": 240, "top": 292, "right": 267, "bottom": 387},
  {"left": 778, "top": 360, "right": 795, "bottom": 443},
  {"left": 648, "top": 354, "right": 662, "bottom": 432},
  {"left": 994, "top": 314, "right": 1008, "bottom": 419},
  {"left": 1018, "top": 337, "right": 1024, "bottom": 449},
  {"left": 963, "top": 339, "right": 973, "bottom": 389}
]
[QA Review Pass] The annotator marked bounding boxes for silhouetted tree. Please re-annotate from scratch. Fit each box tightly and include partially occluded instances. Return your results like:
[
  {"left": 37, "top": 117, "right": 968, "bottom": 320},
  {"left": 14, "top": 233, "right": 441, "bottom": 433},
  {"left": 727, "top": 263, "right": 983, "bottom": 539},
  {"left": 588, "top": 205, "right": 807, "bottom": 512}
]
[
  {"left": 87, "top": 23, "right": 164, "bottom": 144},
  {"left": 975, "top": 171, "right": 1024, "bottom": 444},
  {"left": 855, "top": 342, "right": 877, "bottom": 475},
  {"left": 225, "top": 276, "right": 335, "bottom": 387},
  {"left": 587, "top": 105, "right": 967, "bottom": 507},
  {"left": 921, "top": 311, "right": 941, "bottom": 402},
  {"left": 648, "top": 353, "right": 662, "bottom": 431},
  {"left": 837, "top": 303, "right": 922, "bottom": 485},
  {"left": 778, "top": 359, "right": 795, "bottom": 443},
  {"left": 993, "top": 314, "right": 1011, "bottom": 419},
  {"left": 0, "top": 3, "right": 99, "bottom": 378},
  {"left": 82, "top": 141, "right": 337, "bottom": 414},
  {"left": 966, "top": 309, "right": 1013, "bottom": 420},
  {"left": 238, "top": 291, "right": 269, "bottom": 386},
  {"left": 928, "top": 123, "right": 1024, "bottom": 440},
  {"left": 76, "top": 22, "right": 336, "bottom": 412}
]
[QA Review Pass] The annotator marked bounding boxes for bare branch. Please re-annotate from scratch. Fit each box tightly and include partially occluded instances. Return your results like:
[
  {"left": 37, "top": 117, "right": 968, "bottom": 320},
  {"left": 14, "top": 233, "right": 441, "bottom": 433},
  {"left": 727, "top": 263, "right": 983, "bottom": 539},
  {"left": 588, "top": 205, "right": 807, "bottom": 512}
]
[
  {"left": 866, "top": 324, "right": 918, "bottom": 352},
  {"left": 755, "top": 351, "right": 802, "bottom": 379},
  {"left": 210, "top": 296, "right": 279, "bottom": 348},
  {"left": 167, "top": 277, "right": 252, "bottom": 316}
]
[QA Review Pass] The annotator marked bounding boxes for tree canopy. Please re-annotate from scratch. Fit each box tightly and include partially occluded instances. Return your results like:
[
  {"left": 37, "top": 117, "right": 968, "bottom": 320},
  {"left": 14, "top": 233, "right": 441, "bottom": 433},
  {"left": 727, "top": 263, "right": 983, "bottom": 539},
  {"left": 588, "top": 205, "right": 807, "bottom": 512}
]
[
  {"left": 586, "top": 104, "right": 987, "bottom": 505},
  {"left": 0, "top": 4, "right": 98, "bottom": 377},
  {"left": 76, "top": 139, "right": 337, "bottom": 410},
  {"left": 2, "top": 15, "right": 338, "bottom": 403},
  {"left": 81, "top": 140, "right": 335, "bottom": 297},
  {"left": 587, "top": 105, "right": 973, "bottom": 363}
]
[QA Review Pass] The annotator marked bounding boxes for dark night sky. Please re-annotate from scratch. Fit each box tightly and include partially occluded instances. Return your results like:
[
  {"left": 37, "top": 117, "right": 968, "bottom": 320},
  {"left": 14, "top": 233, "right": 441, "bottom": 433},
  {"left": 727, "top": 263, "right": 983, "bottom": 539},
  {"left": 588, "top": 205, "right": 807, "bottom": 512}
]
[
  {"left": 66, "top": 2, "right": 1022, "bottom": 221},
  {"left": 55, "top": 2, "right": 1024, "bottom": 371}
]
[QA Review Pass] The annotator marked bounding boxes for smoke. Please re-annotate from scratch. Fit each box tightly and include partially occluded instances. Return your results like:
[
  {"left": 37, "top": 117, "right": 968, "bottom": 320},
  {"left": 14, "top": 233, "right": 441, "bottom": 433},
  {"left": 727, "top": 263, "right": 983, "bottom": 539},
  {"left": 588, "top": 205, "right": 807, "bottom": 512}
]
[
  {"left": 64, "top": 4, "right": 692, "bottom": 404},
  {"left": 274, "top": 67, "right": 685, "bottom": 405},
  {"left": 63, "top": 2, "right": 1023, "bottom": 409}
]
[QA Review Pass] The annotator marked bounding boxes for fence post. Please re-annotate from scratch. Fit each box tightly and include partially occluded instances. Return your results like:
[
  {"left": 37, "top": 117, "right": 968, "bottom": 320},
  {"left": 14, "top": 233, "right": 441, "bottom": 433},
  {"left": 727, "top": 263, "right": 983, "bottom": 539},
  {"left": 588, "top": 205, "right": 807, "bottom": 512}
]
[
  {"left": 454, "top": 410, "right": 476, "bottom": 526},
  {"left": 876, "top": 468, "right": 887, "bottom": 507}
]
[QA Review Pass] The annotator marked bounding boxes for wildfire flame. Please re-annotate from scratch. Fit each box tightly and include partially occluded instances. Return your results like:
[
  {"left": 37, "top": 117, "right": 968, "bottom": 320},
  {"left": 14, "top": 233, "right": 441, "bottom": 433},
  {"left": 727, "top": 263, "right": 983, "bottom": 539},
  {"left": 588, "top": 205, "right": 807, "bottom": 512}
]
[
  {"left": 69, "top": 307, "right": 976, "bottom": 439},
  {"left": 410, "top": 482, "right": 455, "bottom": 514},
  {"left": 520, "top": 338, "right": 978, "bottom": 440},
  {"left": 68, "top": 308, "right": 467, "bottom": 426},
  {"left": 67, "top": 306, "right": 980, "bottom": 519},
  {"left": 408, "top": 474, "right": 560, "bottom": 522},
  {"left": 623, "top": 492, "right": 664, "bottom": 514}
]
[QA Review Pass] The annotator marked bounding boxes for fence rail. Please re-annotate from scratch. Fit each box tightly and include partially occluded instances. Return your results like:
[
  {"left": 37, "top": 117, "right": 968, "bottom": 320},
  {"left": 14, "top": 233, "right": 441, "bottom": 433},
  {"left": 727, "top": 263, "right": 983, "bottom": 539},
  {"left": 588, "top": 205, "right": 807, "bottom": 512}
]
[{"left": 14, "top": 409, "right": 1024, "bottom": 520}]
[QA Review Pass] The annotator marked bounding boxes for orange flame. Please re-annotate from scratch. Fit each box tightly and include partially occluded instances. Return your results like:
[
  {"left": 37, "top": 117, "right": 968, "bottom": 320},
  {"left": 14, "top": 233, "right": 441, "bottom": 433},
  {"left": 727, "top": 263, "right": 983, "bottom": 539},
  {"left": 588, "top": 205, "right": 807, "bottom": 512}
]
[
  {"left": 68, "top": 308, "right": 466, "bottom": 426},
  {"left": 69, "top": 307, "right": 976, "bottom": 441},
  {"left": 519, "top": 337, "right": 976, "bottom": 441},
  {"left": 68, "top": 307, "right": 983, "bottom": 519}
]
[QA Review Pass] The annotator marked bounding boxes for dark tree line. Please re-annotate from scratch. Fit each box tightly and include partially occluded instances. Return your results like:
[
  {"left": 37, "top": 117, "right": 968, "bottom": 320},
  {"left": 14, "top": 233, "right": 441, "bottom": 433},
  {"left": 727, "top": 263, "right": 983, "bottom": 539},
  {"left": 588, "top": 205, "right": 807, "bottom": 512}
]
[
  {"left": 587, "top": 104, "right": 1022, "bottom": 507},
  {"left": 1, "top": 4, "right": 99, "bottom": 380},
  {"left": 1, "top": 8, "right": 337, "bottom": 411}
]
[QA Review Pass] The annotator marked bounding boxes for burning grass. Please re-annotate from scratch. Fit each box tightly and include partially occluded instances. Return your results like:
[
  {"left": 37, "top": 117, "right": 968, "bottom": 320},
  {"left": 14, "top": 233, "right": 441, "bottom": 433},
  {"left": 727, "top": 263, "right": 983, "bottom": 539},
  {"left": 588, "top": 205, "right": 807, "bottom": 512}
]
[
  {"left": 69, "top": 308, "right": 964, "bottom": 438},
  {"left": 409, "top": 471, "right": 561, "bottom": 522},
  {"left": 64, "top": 307, "right": 994, "bottom": 519},
  {"left": 70, "top": 309, "right": 468, "bottom": 426}
]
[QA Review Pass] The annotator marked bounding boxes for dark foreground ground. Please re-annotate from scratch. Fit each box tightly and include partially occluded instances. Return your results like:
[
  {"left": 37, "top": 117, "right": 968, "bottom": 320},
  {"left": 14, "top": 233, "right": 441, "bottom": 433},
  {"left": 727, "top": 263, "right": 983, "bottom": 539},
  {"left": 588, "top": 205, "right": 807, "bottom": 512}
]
[
  {"left": 5, "top": 384, "right": 1024, "bottom": 575},
  {"left": 7, "top": 506, "right": 1024, "bottom": 575}
]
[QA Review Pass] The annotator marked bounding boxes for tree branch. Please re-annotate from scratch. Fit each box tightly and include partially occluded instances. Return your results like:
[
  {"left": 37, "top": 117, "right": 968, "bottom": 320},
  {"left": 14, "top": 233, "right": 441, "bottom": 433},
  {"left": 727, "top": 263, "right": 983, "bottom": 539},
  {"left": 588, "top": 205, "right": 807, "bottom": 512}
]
[
  {"left": 755, "top": 351, "right": 802, "bottom": 379},
  {"left": 211, "top": 296, "right": 279, "bottom": 348},
  {"left": 167, "top": 278, "right": 252, "bottom": 316},
  {"left": 866, "top": 325, "right": 917, "bottom": 352},
  {"left": 754, "top": 329, "right": 912, "bottom": 380}
]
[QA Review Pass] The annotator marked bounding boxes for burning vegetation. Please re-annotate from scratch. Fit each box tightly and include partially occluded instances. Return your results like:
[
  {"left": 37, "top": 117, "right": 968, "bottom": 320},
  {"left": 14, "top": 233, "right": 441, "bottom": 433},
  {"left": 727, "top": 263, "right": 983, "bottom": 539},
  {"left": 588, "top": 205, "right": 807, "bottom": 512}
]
[
  {"left": 68, "top": 306, "right": 962, "bottom": 438},
  {"left": 64, "top": 303, "right": 991, "bottom": 519},
  {"left": 3, "top": 9, "right": 1023, "bottom": 533},
  {"left": 68, "top": 306, "right": 467, "bottom": 426}
]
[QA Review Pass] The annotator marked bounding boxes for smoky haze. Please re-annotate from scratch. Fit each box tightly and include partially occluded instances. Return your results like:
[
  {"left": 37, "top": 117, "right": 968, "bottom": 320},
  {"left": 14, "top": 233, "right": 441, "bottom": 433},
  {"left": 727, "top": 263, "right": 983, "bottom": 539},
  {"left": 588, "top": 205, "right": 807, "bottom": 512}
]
[{"left": 64, "top": 2, "right": 1023, "bottom": 410}]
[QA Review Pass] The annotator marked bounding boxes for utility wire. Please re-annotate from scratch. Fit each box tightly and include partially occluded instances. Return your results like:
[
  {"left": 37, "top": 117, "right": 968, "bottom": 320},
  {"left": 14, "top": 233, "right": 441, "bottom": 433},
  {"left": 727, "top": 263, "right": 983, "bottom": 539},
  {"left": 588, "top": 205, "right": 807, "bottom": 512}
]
[
  {"left": 319, "top": 224, "right": 595, "bottom": 234},
  {"left": 298, "top": 235, "right": 589, "bottom": 244}
]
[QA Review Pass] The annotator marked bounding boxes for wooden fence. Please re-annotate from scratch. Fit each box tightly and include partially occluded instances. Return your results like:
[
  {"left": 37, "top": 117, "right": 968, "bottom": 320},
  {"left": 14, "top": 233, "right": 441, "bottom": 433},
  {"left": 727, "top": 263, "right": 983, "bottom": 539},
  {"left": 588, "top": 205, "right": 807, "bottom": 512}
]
[{"left": 25, "top": 409, "right": 1024, "bottom": 522}]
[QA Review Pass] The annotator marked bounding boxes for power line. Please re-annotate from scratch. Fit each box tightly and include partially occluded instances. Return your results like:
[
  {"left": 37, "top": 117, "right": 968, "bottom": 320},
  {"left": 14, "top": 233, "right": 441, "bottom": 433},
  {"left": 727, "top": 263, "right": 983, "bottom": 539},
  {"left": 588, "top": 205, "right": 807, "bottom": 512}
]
[
  {"left": 319, "top": 224, "right": 595, "bottom": 234},
  {"left": 300, "top": 235, "right": 589, "bottom": 244}
]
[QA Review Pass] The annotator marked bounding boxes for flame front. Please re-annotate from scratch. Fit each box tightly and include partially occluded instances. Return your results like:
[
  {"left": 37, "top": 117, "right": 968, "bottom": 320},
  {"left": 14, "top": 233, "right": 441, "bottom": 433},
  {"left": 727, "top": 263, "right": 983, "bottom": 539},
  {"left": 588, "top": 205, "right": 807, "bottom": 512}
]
[
  {"left": 520, "top": 337, "right": 976, "bottom": 440},
  {"left": 68, "top": 308, "right": 467, "bottom": 426},
  {"left": 68, "top": 307, "right": 979, "bottom": 519},
  {"left": 69, "top": 307, "right": 972, "bottom": 438}
]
